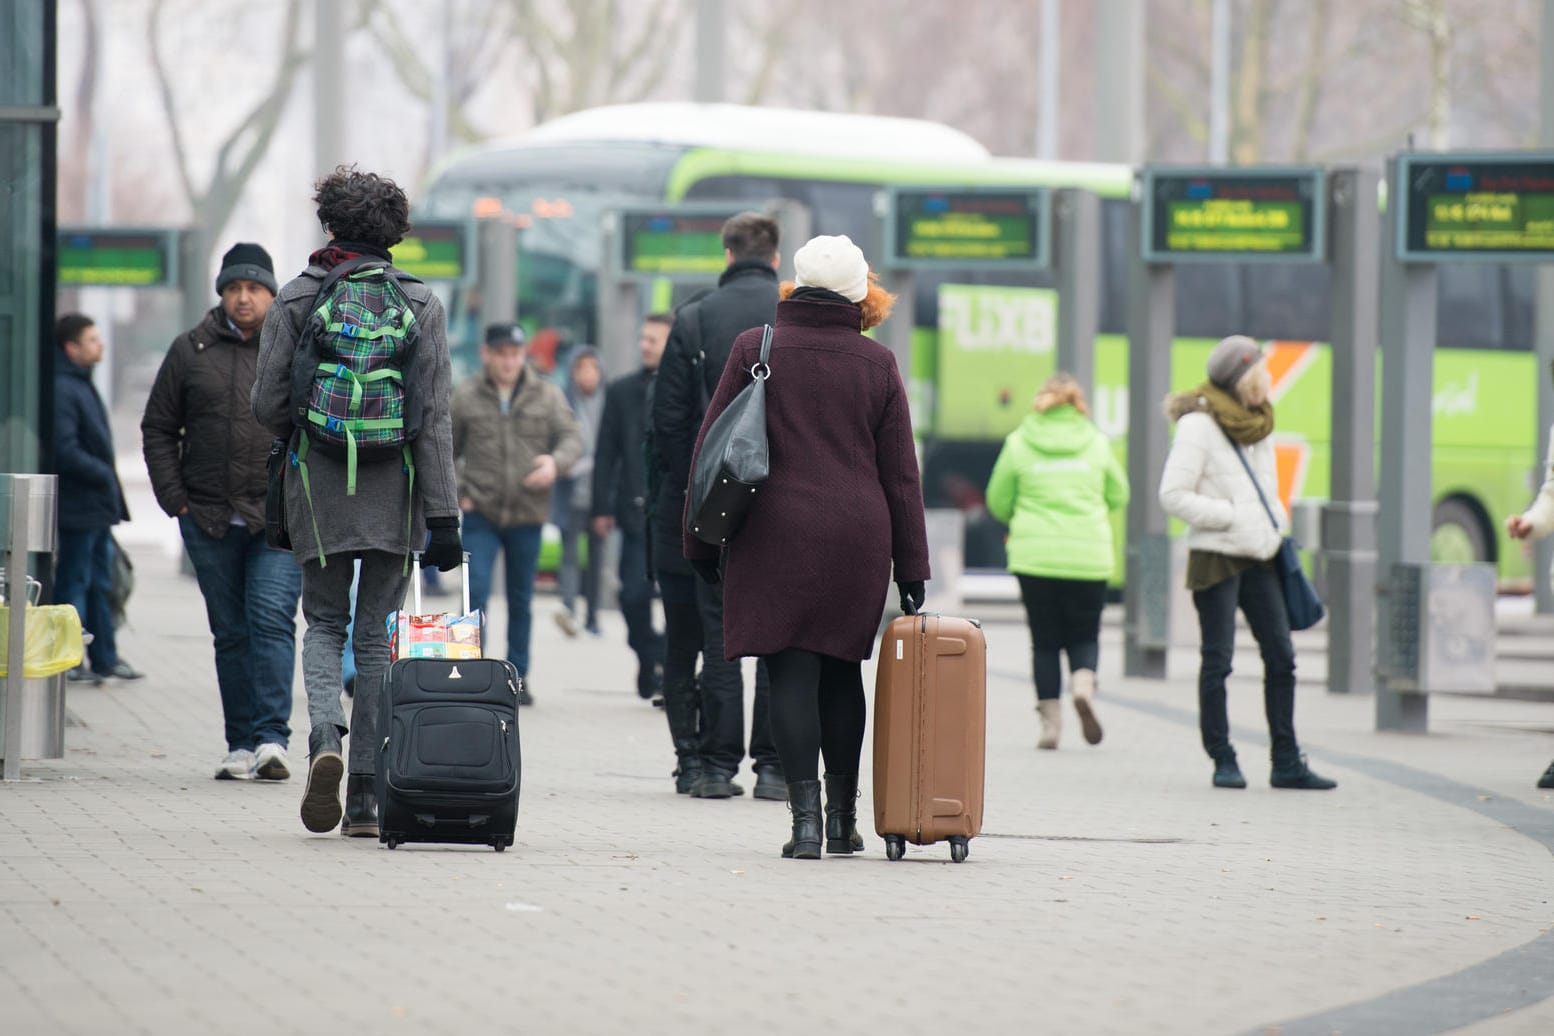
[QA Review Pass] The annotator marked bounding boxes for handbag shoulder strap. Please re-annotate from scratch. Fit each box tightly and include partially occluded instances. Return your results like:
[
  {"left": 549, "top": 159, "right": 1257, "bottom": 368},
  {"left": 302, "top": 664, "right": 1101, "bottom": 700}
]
[
  {"left": 757, "top": 324, "right": 772, "bottom": 367},
  {"left": 1218, "top": 423, "right": 1280, "bottom": 532}
]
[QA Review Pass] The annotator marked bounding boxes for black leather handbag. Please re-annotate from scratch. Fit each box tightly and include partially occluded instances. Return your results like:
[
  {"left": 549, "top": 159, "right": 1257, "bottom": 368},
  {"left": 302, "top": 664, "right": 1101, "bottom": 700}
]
[
  {"left": 686, "top": 325, "right": 772, "bottom": 546},
  {"left": 265, "top": 437, "right": 292, "bottom": 551},
  {"left": 1224, "top": 427, "right": 1325, "bottom": 631}
]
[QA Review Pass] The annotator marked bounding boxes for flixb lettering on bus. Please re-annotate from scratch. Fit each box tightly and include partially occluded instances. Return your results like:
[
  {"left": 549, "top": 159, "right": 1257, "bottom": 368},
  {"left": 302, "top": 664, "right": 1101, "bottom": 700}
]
[{"left": 935, "top": 284, "right": 1058, "bottom": 440}]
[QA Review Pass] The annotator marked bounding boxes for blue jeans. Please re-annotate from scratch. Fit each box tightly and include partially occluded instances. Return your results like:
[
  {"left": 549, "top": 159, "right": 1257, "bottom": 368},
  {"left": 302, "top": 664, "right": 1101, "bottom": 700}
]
[
  {"left": 55, "top": 527, "right": 119, "bottom": 673},
  {"left": 179, "top": 517, "right": 302, "bottom": 751},
  {"left": 463, "top": 512, "right": 542, "bottom": 676}
]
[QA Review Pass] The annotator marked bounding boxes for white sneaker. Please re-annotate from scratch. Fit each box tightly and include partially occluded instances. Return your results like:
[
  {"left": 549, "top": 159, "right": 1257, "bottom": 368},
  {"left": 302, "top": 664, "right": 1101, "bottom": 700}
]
[
  {"left": 215, "top": 749, "right": 256, "bottom": 780},
  {"left": 553, "top": 608, "right": 579, "bottom": 638},
  {"left": 254, "top": 743, "right": 291, "bottom": 781}
]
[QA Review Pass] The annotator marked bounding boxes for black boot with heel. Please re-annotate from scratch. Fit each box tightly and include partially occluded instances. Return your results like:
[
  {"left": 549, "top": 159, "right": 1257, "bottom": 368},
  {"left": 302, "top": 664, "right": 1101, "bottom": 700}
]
[
  {"left": 781, "top": 780, "right": 823, "bottom": 860},
  {"left": 823, "top": 773, "right": 865, "bottom": 854},
  {"left": 340, "top": 774, "right": 379, "bottom": 837}
]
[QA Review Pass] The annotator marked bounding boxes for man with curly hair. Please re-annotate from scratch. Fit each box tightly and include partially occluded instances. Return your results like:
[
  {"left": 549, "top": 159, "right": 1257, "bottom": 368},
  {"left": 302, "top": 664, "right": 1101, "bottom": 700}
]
[{"left": 252, "top": 165, "right": 461, "bottom": 837}]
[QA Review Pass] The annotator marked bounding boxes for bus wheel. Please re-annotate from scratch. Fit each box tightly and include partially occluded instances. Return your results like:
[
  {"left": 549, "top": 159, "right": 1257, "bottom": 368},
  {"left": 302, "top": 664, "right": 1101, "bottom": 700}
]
[{"left": 1430, "top": 498, "right": 1492, "bottom": 564}]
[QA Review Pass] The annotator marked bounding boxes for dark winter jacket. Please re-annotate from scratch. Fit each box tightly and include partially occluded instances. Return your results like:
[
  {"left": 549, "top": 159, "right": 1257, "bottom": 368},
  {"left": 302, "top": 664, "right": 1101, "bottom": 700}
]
[
  {"left": 52, "top": 358, "right": 128, "bottom": 532},
  {"left": 251, "top": 250, "right": 459, "bottom": 564},
  {"left": 652, "top": 260, "right": 778, "bottom": 573},
  {"left": 684, "top": 296, "right": 931, "bottom": 662},
  {"left": 141, "top": 306, "right": 271, "bottom": 538},
  {"left": 592, "top": 368, "right": 654, "bottom": 528}
]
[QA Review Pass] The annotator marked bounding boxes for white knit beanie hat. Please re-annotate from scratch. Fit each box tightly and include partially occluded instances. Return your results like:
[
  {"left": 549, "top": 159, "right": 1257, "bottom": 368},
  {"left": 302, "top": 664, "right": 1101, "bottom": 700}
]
[{"left": 793, "top": 234, "right": 870, "bottom": 302}]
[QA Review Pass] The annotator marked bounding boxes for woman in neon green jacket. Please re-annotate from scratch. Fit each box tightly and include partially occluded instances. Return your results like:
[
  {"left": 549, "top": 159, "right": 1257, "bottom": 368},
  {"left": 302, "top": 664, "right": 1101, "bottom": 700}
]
[{"left": 986, "top": 374, "right": 1129, "bottom": 750}]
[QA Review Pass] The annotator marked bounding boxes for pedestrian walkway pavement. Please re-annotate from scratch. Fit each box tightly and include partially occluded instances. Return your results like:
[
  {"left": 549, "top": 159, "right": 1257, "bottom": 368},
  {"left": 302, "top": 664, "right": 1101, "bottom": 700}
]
[{"left": 3, "top": 539, "right": 1554, "bottom": 1035}]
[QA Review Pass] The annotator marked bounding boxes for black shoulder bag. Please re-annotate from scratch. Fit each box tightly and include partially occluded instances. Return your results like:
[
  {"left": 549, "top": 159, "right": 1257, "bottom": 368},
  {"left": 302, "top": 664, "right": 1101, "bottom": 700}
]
[
  {"left": 686, "top": 325, "right": 772, "bottom": 546},
  {"left": 1223, "top": 428, "right": 1325, "bottom": 631}
]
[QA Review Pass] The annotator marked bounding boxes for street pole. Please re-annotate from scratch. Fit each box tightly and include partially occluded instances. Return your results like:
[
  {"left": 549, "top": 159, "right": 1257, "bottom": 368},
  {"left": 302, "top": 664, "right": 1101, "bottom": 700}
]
[
  {"left": 1054, "top": 188, "right": 1099, "bottom": 401},
  {"left": 314, "top": 0, "right": 345, "bottom": 177},
  {"left": 1093, "top": 0, "right": 1143, "bottom": 164},
  {"left": 1375, "top": 155, "right": 1437, "bottom": 732},
  {"left": 1209, "top": 0, "right": 1230, "bottom": 164},
  {"left": 1123, "top": 196, "right": 1172, "bottom": 678},
  {"left": 694, "top": 0, "right": 724, "bottom": 104},
  {"left": 1037, "top": 0, "right": 1060, "bottom": 159},
  {"left": 1323, "top": 168, "right": 1381, "bottom": 696}
]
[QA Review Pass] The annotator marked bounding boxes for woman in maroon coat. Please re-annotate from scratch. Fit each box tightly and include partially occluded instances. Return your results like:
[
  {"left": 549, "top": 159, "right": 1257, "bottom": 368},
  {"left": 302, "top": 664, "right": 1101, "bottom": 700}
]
[{"left": 684, "top": 234, "right": 931, "bottom": 860}]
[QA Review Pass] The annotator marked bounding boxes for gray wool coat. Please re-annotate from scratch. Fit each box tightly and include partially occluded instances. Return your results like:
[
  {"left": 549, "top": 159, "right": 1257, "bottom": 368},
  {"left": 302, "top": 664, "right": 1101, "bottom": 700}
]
[{"left": 250, "top": 261, "right": 459, "bottom": 566}]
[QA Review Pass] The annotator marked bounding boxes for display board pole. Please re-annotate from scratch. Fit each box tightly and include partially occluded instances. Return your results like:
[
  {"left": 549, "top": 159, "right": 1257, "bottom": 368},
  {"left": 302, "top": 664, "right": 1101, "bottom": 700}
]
[
  {"left": 1054, "top": 188, "right": 1100, "bottom": 401},
  {"left": 177, "top": 227, "right": 209, "bottom": 347},
  {"left": 594, "top": 214, "right": 641, "bottom": 379},
  {"left": 1123, "top": 200, "right": 1172, "bottom": 679},
  {"left": 476, "top": 219, "right": 518, "bottom": 333},
  {"left": 3, "top": 480, "right": 32, "bottom": 781},
  {"left": 885, "top": 271, "right": 917, "bottom": 423},
  {"left": 1375, "top": 157, "right": 1437, "bottom": 732},
  {"left": 1322, "top": 168, "right": 1381, "bottom": 696},
  {"left": 1536, "top": 0, "right": 1554, "bottom": 613}
]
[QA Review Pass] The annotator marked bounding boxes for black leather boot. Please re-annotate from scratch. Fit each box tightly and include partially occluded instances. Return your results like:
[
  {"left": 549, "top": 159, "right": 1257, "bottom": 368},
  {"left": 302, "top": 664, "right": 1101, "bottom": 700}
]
[
  {"left": 781, "top": 780, "right": 823, "bottom": 860},
  {"left": 1212, "top": 753, "right": 1247, "bottom": 789},
  {"left": 1271, "top": 751, "right": 1337, "bottom": 790},
  {"left": 824, "top": 773, "right": 865, "bottom": 853},
  {"left": 662, "top": 676, "right": 704, "bottom": 794},
  {"left": 300, "top": 725, "right": 345, "bottom": 833},
  {"left": 340, "top": 774, "right": 379, "bottom": 837}
]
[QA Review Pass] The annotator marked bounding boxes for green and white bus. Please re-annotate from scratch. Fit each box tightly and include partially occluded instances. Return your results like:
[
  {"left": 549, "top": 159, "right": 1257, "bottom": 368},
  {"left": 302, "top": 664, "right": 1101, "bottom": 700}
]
[{"left": 420, "top": 103, "right": 1541, "bottom": 583}]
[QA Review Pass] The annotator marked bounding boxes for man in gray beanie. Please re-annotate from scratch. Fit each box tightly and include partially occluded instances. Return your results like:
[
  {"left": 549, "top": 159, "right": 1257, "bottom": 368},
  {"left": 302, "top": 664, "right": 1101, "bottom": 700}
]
[{"left": 142, "top": 241, "right": 302, "bottom": 783}]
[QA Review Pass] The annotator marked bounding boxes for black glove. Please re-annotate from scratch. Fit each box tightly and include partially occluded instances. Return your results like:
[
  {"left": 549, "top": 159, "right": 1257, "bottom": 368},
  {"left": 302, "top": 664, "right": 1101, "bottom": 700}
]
[
  {"left": 896, "top": 579, "right": 925, "bottom": 615},
  {"left": 690, "top": 556, "right": 722, "bottom": 586},
  {"left": 422, "top": 516, "right": 463, "bottom": 572}
]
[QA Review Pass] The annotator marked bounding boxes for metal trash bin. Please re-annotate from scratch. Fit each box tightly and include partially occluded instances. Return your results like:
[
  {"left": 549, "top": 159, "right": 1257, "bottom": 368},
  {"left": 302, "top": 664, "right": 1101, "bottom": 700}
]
[{"left": 2, "top": 473, "right": 63, "bottom": 778}]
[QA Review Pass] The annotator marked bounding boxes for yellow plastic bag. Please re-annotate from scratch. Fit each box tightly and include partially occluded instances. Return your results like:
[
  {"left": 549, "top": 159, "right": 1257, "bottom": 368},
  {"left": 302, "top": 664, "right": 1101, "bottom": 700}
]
[{"left": 0, "top": 604, "right": 85, "bottom": 678}]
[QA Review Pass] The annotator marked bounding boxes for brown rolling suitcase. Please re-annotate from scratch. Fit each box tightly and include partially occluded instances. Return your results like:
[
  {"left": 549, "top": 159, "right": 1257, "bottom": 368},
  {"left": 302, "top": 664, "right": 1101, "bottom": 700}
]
[{"left": 872, "top": 607, "right": 987, "bottom": 863}]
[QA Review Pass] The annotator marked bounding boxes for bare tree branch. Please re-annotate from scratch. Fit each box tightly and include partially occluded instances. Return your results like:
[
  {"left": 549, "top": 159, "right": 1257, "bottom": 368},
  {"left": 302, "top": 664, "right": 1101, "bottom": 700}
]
[{"left": 146, "top": 0, "right": 198, "bottom": 208}]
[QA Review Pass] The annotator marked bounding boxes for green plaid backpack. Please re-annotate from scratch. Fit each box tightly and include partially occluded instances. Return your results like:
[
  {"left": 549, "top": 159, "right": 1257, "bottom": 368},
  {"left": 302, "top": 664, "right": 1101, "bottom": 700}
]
[{"left": 287, "top": 256, "right": 425, "bottom": 563}]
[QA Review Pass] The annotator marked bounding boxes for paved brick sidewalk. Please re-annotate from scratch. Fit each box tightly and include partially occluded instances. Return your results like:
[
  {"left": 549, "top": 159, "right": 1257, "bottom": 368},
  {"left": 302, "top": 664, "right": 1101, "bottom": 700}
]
[{"left": 3, "top": 540, "right": 1554, "bottom": 1035}]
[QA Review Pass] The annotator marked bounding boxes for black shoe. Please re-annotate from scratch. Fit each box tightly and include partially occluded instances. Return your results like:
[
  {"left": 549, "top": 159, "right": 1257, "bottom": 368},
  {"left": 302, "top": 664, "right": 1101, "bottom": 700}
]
[
  {"left": 673, "top": 759, "right": 705, "bottom": 795},
  {"left": 636, "top": 664, "right": 661, "bottom": 701},
  {"left": 1271, "top": 753, "right": 1337, "bottom": 790},
  {"left": 340, "top": 774, "right": 379, "bottom": 838},
  {"left": 300, "top": 726, "right": 345, "bottom": 833},
  {"left": 98, "top": 660, "right": 143, "bottom": 681},
  {"left": 517, "top": 681, "right": 534, "bottom": 707},
  {"left": 66, "top": 663, "right": 103, "bottom": 686},
  {"left": 1212, "top": 755, "right": 1247, "bottom": 789},
  {"left": 753, "top": 767, "right": 786, "bottom": 801},
  {"left": 824, "top": 773, "right": 866, "bottom": 853},
  {"left": 1539, "top": 760, "right": 1554, "bottom": 790},
  {"left": 781, "top": 780, "right": 823, "bottom": 860},
  {"left": 691, "top": 770, "right": 736, "bottom": 798}
]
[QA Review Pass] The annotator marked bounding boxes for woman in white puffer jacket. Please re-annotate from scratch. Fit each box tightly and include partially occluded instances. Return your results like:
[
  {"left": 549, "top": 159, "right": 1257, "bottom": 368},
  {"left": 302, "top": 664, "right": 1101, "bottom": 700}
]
[
  {"left": 1159, "top": 335, "right": 1336, "bottom": 792},
  {"left": 1505, "top": 422, "right": 1554, "bottom": 790}
]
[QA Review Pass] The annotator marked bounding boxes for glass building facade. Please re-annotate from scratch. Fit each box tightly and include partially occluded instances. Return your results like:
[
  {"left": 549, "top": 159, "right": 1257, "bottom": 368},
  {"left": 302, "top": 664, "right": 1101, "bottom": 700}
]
[{"left": 0, "top": 1, "right": 58, "bottom": 475}]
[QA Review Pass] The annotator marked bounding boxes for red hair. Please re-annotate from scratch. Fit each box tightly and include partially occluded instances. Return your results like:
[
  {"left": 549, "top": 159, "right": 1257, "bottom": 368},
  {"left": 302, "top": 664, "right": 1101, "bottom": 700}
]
[{"left": 778, "top": 271, "right": 896, "bottom": 331}]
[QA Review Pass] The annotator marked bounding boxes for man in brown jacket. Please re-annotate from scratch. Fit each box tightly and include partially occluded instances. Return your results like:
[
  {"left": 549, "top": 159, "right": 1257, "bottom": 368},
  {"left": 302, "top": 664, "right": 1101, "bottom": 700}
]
[
  {"left": 452, "top": 323, "right": 583, "bottom": 705},
  {"left": 142, "top": 243, "right": 303, "bottom": 783}
]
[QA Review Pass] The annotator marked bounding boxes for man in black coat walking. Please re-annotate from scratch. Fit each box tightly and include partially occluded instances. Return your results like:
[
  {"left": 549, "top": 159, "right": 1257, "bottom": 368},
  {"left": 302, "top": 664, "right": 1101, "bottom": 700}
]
[
  {"left": 51, "top": 314, "right": 141, "bottom": 685},
  {"left": 591, "top": 313, "right": 672, "bottom": 701},
  {"left": 651, "top": 213, "right": 783, "bottom": 800}
]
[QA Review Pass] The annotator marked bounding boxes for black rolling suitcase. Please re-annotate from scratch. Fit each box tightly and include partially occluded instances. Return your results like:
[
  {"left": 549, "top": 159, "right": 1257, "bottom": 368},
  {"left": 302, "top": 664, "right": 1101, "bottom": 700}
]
[{"left": 377, "top": 556, "right": 522, "bottom": 851}]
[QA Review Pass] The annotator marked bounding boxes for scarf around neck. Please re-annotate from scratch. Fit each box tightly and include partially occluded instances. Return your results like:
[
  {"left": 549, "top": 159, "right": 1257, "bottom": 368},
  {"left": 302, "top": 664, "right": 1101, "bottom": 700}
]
[{"left": 1191, "top": 381, "right": 1274, "bottom": 445}]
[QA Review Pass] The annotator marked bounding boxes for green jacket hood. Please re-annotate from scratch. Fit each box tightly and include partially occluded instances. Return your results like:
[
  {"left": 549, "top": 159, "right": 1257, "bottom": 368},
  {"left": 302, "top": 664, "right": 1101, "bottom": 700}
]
[{"left": 1019, "top": 405, "right": 1097, "bottom": 455}]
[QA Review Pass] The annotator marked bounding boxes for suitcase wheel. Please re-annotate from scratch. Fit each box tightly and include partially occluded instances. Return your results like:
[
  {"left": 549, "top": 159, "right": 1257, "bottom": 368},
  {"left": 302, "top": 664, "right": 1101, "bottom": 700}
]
[
  {"left": 949, "top": 837, "right": 969, "bottom": 864},
  {"left": 493, "top": 838, "right": 507, "bottom": 853},
  {"left": 884, "top": 835, "right": 906, "bottom": 862},
  {"left": 384, "top": 837, "right": 399, "bottom": 850}
]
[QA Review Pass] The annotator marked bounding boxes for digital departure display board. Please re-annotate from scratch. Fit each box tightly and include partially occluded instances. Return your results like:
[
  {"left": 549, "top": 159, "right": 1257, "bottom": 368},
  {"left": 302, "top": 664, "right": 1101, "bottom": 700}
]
[
  {"left": 886, "top": 187, "right": 1050, "bottom": 269},
  {"left": 57, "top": 229, "right": 176, "bottom": 287},
  {"left": 390, "top": 222, "right": 469, "bottom": 281},
  {"left": 1141, "top": 167, "right": 1326, "bottom": 263},
  {"left": 619, "top": 210, "right": 738, "bottom": 278},
  {"left": 1396, "top": 153, "right": 1554, "bottom": 262}
]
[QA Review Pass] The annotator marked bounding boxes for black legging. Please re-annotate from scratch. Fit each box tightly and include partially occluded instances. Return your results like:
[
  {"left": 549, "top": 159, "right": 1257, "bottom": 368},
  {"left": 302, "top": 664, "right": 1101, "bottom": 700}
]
[
  {"left": 764, "top": 647, "right": 866, "bottom": 783},
  {"left": 1016, "top": 574, "right": 1106, "bottom": 701}
]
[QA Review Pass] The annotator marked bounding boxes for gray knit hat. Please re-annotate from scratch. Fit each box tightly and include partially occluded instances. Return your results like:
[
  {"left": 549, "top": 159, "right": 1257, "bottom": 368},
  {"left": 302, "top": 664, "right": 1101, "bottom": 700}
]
[
  {"left": 215, "top": 242, "right": 277, "bottom": 296},
  {"left": 1206, "top": 335, "right": 1264, "bottom": 390}
]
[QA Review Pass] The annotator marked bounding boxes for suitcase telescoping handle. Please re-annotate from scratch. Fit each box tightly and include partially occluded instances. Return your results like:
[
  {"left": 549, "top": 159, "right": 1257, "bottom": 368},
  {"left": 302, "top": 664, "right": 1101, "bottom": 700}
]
[{"left": 408, "top": 551, "right": 473, "bottom": 615}]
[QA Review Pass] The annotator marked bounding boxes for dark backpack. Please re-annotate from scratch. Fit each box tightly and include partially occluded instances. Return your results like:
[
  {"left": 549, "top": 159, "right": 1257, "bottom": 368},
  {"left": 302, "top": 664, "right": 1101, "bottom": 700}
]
[
  {"left": 289, "top": 256, "right": 424, "bottom": 489},
  {"left": 285, "top": 256, "right": 425, "bottom": 566}
]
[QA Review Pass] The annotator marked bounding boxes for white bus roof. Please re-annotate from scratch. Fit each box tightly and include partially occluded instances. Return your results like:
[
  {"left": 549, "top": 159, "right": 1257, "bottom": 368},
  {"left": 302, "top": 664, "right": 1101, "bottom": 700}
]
[{"left": 510, "top": 102, "right": 992, "bottom": 164}]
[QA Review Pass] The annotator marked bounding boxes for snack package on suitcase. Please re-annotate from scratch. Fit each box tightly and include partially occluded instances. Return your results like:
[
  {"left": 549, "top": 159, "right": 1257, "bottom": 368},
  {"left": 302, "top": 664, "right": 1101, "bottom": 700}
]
[
  {"left": 388, "top": 552, "right": 482, "bottom": 660},
  {"left": 872, "top": 604, "right": 987, "bottom": 863}
]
